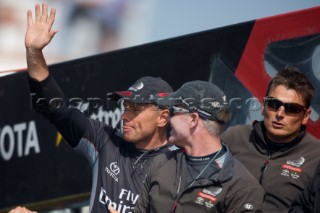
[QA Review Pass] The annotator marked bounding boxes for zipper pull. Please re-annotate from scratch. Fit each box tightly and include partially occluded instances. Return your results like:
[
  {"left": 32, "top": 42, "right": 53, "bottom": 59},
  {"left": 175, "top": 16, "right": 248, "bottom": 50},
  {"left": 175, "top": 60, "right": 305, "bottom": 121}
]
[
  {"left": 261, "top": 160, "right": 269, "bottom": 171},
  {"left": 171, "top": 201, "right": 177, "bottom": 213}
]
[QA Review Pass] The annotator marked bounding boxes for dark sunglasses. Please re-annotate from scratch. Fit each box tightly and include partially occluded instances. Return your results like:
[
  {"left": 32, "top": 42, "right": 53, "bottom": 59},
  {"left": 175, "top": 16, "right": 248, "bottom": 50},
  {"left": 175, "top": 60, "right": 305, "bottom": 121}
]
[
  {"left": 263, "top": 96, "right": 307, "bottom": 114},
  {"left": 176, "top": 97, "right": 212, "bottom": 119},
  {"left": 169, "top": 106, "right": 189, "bottom": 117}
]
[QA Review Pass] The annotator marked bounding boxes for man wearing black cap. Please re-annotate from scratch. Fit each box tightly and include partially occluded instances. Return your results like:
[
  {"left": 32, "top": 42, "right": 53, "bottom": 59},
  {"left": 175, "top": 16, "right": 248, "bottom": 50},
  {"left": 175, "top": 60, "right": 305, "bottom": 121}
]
[
  {"left": 24, "top": 3, "right": 174, "bottom": 212},
  {"left": 134, "top": 81, "right": 265, "bottom": 213}
]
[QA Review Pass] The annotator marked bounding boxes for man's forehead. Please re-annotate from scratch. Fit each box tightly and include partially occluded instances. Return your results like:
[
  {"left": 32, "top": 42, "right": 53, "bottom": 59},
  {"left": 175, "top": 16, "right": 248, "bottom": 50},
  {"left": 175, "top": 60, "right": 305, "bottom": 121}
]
[
  {"left": 268, "top": 94, "right": 303, "bottom": 101},
  {"left": 268, "top": 86, "right": 305, "bottom": 102}
]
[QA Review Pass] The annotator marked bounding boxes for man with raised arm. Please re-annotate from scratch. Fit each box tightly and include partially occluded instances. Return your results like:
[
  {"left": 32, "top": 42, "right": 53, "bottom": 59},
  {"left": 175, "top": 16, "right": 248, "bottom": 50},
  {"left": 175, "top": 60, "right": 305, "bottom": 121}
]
[{"left": 24, "top": 3, "right": 174, "bottom": 212}]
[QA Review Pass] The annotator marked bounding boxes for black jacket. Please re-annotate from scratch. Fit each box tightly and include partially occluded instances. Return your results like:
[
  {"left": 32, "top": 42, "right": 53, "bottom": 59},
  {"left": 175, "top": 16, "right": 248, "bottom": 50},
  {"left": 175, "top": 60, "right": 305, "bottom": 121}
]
[
  {"left": 28, "top": 75, "right": 174, "bottom": 213},
  {"left": 221, "top": 121, "right": 320, "bottom": 213},
  {"left": 289, "top": 162, "right": 320, "bottom": 213},
  {"left": 134, "top": 145, "right": 265, "bottom": 213}
]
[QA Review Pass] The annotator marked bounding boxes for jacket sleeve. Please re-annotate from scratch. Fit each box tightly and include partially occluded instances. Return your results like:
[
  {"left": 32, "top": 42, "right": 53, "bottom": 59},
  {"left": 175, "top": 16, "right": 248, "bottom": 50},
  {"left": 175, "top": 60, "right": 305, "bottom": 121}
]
[
  {"left": 28, "top": 75, "right": 91, "bottom": 148},
  {"left": 133, "top": 168, "right": 151, "bottom": 213},
  {"left": 133, "top": 153, "right": 174, "bottom": 213},
  {"left": 289, "top": 162, "right": 320, "bottom": 213},
  {"left": 225, "top": 185, "right": 265, "bottom": 213}
]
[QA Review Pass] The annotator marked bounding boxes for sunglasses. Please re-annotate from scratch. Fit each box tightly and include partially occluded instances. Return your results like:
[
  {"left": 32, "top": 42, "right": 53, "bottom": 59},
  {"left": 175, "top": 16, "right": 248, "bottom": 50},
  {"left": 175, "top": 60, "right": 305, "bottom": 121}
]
[
  {"left": 169, "top": 106, "right": 189, "bottom": 117},
  {"left": 263, "top": 96, "right": 307, "bottom": 115},
  {"left": 177, "top": 97, "right": 212, "bottom": 119}
]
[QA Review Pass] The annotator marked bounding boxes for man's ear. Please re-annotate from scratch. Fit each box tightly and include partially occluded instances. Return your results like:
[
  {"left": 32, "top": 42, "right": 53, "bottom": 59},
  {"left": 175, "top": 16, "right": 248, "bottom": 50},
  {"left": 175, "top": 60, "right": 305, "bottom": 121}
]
[
  {"left": 158, "top": 109, "right": 170, "bottom": 127},
  {"left": 189, "top": 112, "right": 199, "bottom": 128},
  {"left": 302, "top": 108, "right": 311, "bottom": 125}
]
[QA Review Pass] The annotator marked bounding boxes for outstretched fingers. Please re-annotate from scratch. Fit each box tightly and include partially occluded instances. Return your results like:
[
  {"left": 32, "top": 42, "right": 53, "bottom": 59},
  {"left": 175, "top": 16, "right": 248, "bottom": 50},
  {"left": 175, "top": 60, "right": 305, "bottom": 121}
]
[
  {"left": 34, "top": 4, "right": 40, "bottom": 22},
  {"left": 40, "top": 3, "right": 48, "bottom": 23},
  {"left": 47, "top": 8, "right": 57, "bottom": 32},
  {"left": 25, "top": 3, "right": 58, "bottom": 50},
  {"left": 33, "top": 3, "right": 51, "bottom": 24},
  {"left": 27, "top": 10, "right": 33, "bottom": 27}
]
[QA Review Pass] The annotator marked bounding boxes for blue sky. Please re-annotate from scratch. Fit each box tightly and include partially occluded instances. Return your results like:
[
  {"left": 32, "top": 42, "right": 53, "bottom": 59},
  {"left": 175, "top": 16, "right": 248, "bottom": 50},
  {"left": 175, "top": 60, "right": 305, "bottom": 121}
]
[{"left": 151, "top": 0, "right": 320, "bottom": 42}]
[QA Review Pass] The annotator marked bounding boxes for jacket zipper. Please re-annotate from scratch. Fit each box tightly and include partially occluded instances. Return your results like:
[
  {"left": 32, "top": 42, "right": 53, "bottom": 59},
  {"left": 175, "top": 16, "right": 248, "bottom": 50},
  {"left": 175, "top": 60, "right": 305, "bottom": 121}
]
[
  {"left": 171, "top": 170, "right": 182, "bottom": 213},
  {"left": 259, "top": 154, "right": 271, "bottom": 184}
]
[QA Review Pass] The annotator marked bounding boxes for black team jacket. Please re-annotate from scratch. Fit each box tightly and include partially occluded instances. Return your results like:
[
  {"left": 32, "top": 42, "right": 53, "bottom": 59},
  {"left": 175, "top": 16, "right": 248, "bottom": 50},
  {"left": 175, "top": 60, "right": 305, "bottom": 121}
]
[{"left": 221, "top": 121, "right": 320, "bottom": 213}]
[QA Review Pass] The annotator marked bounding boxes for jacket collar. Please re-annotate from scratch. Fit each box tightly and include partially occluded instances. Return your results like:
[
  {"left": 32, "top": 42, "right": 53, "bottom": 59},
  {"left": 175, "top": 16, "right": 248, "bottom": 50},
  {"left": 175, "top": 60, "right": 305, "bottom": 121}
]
[{"left": 176, "top": 144, "right": 234, "bottom": 188}]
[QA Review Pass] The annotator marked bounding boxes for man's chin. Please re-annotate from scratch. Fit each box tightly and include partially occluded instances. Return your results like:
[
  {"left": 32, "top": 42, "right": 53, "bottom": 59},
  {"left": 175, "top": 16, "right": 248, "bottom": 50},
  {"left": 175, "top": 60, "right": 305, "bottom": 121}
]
[
  {"left": 123, "top": 134, "right": 134, "bottom": 142},
  {"left": 267, "top": 132, "right": 296, "bottom": 143}
]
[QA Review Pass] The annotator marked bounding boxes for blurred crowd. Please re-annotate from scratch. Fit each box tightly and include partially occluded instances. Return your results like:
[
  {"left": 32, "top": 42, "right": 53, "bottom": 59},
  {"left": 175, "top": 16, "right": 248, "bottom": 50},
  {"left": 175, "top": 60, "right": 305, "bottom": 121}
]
[{"left": 0, "top": 0, "right": 153, "bottom": 74}]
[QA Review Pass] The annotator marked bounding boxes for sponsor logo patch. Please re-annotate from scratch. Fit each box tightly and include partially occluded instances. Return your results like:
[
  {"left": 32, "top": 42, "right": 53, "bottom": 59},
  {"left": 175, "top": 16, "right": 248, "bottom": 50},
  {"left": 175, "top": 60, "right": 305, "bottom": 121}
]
[
  {"left": 195, "top": 197, "right": 204, "bottom": 205},
  {"left": 203, "top": 187, "right": 222, "bottom": 196},
  {"left": 198, "top": 192, "right": 217, "bottom": 202},
  {"left": 280, "top": 157, "right": 305, "bottom": 180},
  {"left": 105, "top": 162, "right": 120, "bottom": 182},
  {"left": 281, "top": 164, "right": 302, "bottom": 172},
  {"left": 286, "top": 157, "right": 305, "bottom": 167},
  {"left": 243, "top": 203, "right": 254, "bottom": 210},
  {"left": 205, "top": 201, "right": 214, "bottom": 208},
  {"left": 129, "top": 82, "right": 144, "bottom": 91}
]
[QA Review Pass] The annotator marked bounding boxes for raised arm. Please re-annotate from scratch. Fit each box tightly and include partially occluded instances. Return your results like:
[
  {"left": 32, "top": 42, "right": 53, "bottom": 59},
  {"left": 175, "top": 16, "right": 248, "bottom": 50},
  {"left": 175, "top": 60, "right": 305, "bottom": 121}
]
[
  {"left": 25, "top": 3, "right": 88, "bottom": 149},
  {"left": 25, "top": 3, "right": 58, "bottom": 81}
]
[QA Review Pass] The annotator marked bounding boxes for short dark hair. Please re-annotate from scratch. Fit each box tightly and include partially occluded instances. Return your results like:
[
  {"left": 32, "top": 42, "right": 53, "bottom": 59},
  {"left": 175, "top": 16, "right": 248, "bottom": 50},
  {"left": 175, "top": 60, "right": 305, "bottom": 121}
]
[{"left": 266, "top": 66, "right": 314, "bottom": 107}]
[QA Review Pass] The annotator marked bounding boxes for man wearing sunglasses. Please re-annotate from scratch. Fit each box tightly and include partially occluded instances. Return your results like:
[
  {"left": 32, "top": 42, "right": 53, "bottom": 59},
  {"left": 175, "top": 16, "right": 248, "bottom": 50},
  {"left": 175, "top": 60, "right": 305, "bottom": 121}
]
[
  {"left": 24, "top": 3, "right": 175, "bottom": 212},
  {"left": 221, "top": 67, "right": 320, "bottom": 212},
  {"left": 134, "top": 81, "right": 265, "bottom": 213}
]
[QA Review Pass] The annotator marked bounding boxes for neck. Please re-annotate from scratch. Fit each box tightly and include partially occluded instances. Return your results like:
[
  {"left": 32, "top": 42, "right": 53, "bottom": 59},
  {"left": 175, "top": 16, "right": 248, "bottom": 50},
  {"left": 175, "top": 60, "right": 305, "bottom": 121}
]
[
  {"left": 183, "top": 135, "right": 222, "bottom": 157},
  {"left": 136, "top": 140, "right": 167, "bottom": 150},
  {"left": 182, "top": 118, "right": 223, "bottom": 156}
]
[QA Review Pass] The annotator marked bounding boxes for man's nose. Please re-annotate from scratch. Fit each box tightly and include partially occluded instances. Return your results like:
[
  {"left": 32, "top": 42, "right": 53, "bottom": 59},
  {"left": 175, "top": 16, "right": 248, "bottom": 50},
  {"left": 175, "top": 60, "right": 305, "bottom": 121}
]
[{"left": 275, "top": 105, "right": 286, "bottom": 117}]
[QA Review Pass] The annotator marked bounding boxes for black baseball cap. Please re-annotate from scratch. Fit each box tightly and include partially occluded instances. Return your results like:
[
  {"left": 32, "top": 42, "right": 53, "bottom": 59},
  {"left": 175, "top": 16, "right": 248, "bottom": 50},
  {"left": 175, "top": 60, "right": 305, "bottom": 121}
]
[
  {"left": 108, "top": 76, "right": 173, "bottom": 105},
  {"left": 158, "top": 80, "right": 229, "bottom": 121}
]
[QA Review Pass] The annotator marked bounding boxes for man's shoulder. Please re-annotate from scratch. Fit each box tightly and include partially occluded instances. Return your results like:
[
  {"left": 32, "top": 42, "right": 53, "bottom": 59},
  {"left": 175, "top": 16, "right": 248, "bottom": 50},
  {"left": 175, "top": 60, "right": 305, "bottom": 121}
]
[
  {"left": 221, "top": 151, "right": 263, "bottom": 193},
  {"left": 230, "top": 155, "right": 261, "bottom": 183},
  {"left": 221, "top": 124, "right": 254, "bottom": 145},
  {"left": 148, "top": 149, "right": 180, "bottom": 173},
  {"left": 304, "top": 132, "right": 320, "bottom": 144},
  {"left": 227, "top": 123, "right": 253, "bottom": 131},
  {"left": 294, "top": 131, "right": 320, "bottom": 153},
  {"left": 154, "top": 147, "right": 180, "bottom": 161}
]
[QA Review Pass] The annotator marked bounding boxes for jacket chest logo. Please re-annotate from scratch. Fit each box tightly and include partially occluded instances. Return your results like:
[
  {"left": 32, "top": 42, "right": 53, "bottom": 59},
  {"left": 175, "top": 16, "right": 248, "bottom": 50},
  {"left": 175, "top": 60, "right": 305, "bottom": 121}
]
[
  {"left": 194, "top": 188, "right": 222, "bottom": 208},
  {"left": 280, "top": 157, "right": 305, "bottom": 179},
  {"left": 105, "top": 162, "right": 120, "bottom": 182}
]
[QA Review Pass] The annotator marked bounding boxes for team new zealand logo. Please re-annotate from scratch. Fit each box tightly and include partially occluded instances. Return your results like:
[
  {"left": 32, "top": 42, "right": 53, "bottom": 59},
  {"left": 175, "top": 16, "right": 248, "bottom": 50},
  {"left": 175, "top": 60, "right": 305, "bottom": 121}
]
[{"left": 281, "top": 157, "right": 305, "bottom": 180}]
